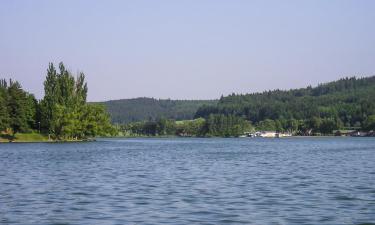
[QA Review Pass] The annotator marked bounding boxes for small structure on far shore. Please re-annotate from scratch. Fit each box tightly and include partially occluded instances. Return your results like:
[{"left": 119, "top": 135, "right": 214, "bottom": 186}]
[
  {"left": 334, "top": 130, "right": 375, "bottom": 137},
  {"left": 257, "top": 131, "right": 277, "bottom": 138},
  {"left": 241, "top": 131, "right": 292, "bottom": 138},
  {"left": 276, "top": 132, "right": 292, "bottom": 138}
]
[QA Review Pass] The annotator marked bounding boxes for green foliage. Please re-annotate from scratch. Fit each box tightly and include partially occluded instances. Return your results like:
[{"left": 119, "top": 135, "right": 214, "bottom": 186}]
[
  {"left": 6, "top": 80, "right": 37, "bottom": 135},
  {"left": 40, "top": 63, "right": 58, "bottom": 133},
  {"left": 256, "top": 119, "right": 276, "bottom": 131},
  {"left": 176, "top": 118, "right": 206, "bottom": 136},
  {"left": 7, "top": 81, "right": 28, "bottom": 134},
  {"left": 319, "top": 118, "right": 343, "bottom": 134},
  {"left": 101, "top": 97, "right": 217, "bottom": 124},
  {"left": 204, "top": 114, "right": 252, "bottom": 137},
  {"left": 82, "top": 104, "right": 117, "bottom": 137},
  {"left": 0, "top": 80, "right": 10, "bottom": 131},
  {"left": 0, "top": 79, "right": 37, "bottom": 136},
  {"left": 121, "top": 115, "right": 252, "bottom": 137},
  {"left": 363, "top": 115, "right": 375, "bottom": 131}
]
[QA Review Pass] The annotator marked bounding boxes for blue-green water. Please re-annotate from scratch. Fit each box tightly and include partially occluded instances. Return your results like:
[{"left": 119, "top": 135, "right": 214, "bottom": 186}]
[{"left": 0, "top": 137, "right": 375, "bottom": 225}]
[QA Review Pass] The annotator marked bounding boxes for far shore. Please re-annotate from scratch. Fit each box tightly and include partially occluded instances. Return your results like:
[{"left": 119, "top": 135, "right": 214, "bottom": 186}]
[
  {"left": 1, "top": 133, "right": 373, "bottom": 144},
  {"left": 0, "top": 139, "right": 96, "bottom": 143},
  {"left": 102, "top": 135, "right": 372, "bottom": 139}
]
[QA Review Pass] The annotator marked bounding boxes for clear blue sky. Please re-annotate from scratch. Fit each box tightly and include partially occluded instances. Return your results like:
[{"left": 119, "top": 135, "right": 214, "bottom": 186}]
[{"left": 1, "top": 0, "right": 374, "bottom": 101}]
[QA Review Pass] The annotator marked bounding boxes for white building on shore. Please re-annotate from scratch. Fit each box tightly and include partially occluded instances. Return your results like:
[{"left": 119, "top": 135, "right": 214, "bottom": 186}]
[{"left": 252, "top": 131, "right": 292, "bottom": 138}]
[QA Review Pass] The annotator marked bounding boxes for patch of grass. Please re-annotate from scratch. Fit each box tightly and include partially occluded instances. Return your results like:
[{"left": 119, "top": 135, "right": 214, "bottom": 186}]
[
  {"left": 175, "top": 119, "right": 201, "bottom": 125},
  {"left": 0, "top": 133, "right": 49, "bottom": 142},
  {"left": 15, "top": 133, "right": 49, "bottom": 142}
]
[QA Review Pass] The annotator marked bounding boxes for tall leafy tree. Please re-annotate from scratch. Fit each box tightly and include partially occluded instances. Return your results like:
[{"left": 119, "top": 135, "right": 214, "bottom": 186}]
[
  {"left": 0, "top": 79, "right": 10, "bottom": 131},
  {"left": 7, "top": 80, "right": 29, "bottom": 135},
  {"left": 40, "top": 62, "right": 115, "bottom": 140},
  {"left": 363, "top": 115, "right": 375, "bottom": 131},
  {"left": 40, "top": 63, "right": 58, "bottom": 133}
]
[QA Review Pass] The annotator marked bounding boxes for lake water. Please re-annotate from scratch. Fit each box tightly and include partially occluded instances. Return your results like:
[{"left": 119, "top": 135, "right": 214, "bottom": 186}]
[{"left": 0, "top": 137, "right": 375, "bottom": 225}]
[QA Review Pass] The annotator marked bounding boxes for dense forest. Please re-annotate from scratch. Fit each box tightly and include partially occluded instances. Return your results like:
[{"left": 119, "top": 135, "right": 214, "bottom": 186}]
[
  {"left": 100, "top": 98, "right": 217, "bottom": 123},
  {"left": 0, "top": 63, "right": 115, "bottom": 141},
  {"left": 195, "top": 76, "right": 375, "bottom": 135}
]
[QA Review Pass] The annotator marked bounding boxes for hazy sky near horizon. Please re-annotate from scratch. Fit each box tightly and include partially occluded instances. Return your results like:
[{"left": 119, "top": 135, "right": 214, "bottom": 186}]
[{"left": 1, "top": 0, "right": 375, "bottom": 101}]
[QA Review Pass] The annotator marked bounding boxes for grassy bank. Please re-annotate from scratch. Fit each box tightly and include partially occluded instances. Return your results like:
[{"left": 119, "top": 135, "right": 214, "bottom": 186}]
[
  {"left": 0, "top": 133, "right": 49, "bottom": 143},
  {"left": 0, "top": 133, "right": 99, "bottom": 143}
]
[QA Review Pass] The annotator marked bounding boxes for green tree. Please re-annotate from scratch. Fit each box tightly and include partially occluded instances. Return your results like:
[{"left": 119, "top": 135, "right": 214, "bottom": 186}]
[
  {"left": 40, "top": 62, "right": 115, "bottom": 140},
  {"left": 257, "top": 119, "right": 276, "bottom": 131},
  {"left": 81, "top": 104, "right": 116, "bottom": 137},
  {"left": 319, "top": 118, "right": 340, "bottom": 135},
  {"left": 25, "top": 94, "right": 38, "bottom": 130},
  {"left": 363, "top": 115, "right": 375, "bottom": 131},
  {"left": 274, "top": 120, "right": 283, "bottom": 132},
  {"left": 0, "top": 80, "right": 10, "bottom": 131},
  {"left": 40, "top": 63, "right": 58, "bottom": 133},
  {"left": 7, "top": 80, "right": 29, "bottom": 135},
  {"left": 308, "top": 117, "right": 322, "bottom": 134},
  {"left": 204, "top": 114, "right": 251, "bottom": 137},
  {"left": 286, "top": 119, "right": 299, "bottom": 134}
]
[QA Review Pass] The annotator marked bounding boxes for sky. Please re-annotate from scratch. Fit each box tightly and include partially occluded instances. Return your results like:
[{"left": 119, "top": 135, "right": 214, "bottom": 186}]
[{"left": 1, "top": 0, "right": 375, "bottom": 101}]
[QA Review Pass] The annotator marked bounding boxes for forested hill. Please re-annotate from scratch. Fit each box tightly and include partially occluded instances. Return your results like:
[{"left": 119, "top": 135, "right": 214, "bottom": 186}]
[
  {"left": 100, "top": 98, "right": 217, "bottom": 124},
  {"left": 195, "top": 76, "right": 375, "bottom": 128}
]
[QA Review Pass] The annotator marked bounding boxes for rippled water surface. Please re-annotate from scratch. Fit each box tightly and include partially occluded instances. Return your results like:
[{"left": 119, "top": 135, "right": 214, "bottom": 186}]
[{"left": 1, "top": 137, "right": 375, "bottom": 225}]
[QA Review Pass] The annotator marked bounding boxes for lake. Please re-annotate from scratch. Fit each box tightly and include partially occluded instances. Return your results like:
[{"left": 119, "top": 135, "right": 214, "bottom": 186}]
[{"left": 0, "top": 137, "right": 375, "bottom": 225}]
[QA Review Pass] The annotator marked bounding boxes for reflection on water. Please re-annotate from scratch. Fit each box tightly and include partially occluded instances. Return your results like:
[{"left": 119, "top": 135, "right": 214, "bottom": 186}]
[{"left": 1, "top": 137, "right": 375, "bottom": 224}]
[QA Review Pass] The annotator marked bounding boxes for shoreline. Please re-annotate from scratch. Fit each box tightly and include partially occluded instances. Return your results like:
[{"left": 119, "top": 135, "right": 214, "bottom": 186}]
[
  {"left": 1, "top": 132, "right": 99, "bottom": 143},
  {"left": 1, "top": 135, "right": 373, "bottom": 143},
  {"left": 104, "top": 135, "right": 373, "bottom": 139},
  {"left": 0, "top": 140, "right": 96, "bottom": 143},
  {"left": 0, "top": 137, "right": 96, "bottom": 143}
]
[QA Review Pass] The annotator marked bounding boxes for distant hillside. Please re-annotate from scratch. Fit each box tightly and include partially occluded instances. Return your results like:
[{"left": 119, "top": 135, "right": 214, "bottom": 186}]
[
  {"left": 195, "top": 76, "right": 375, "bottom": 128},
  {"left": 100, "top": 98, "right": 217, "bottom": 124}
]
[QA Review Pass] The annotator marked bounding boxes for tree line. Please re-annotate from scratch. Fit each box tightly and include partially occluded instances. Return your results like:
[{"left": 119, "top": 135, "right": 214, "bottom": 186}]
[
  {"left": 120, "top": 114, "right": 375, "bottom": 137},
  {"left": 120, "top": 114, "right": 252, "bottom": 137},
  {"left": 0, "top": 62, "right": 115, "bottom": 141},
  {"left": 101, "top": 97, "right": 217, "bottom": 124}
]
